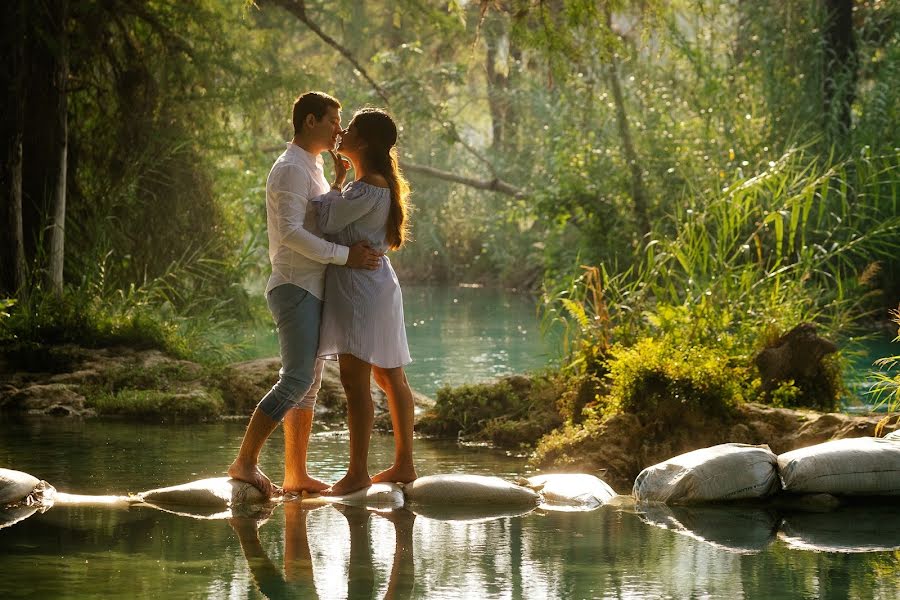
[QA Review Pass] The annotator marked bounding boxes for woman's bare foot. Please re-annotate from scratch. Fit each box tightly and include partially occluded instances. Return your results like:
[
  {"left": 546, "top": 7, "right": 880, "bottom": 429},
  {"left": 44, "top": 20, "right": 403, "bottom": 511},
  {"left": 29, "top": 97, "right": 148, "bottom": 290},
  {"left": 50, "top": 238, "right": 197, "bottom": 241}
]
[
  {"left": 228, "top": 460, "right": 277, "bottom": 498},
  {"left": 282, "top": 475, "right": 330, "bottom": 495},
  {"left": 371, "top": 464, "right": 418, "bottom": 485},
  {"left": 324, "top": 472, "right": 372, "bottom": 496}
]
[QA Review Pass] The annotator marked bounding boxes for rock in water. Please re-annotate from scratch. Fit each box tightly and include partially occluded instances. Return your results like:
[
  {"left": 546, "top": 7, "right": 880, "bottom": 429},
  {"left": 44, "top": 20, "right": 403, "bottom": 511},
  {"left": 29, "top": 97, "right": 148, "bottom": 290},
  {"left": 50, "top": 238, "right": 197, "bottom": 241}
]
[
  {"left": 138, "top": 477, "right": 265, "bottom": 508},
  {"left": 633, "top": 443, "right": 780, "bottom": 504},
  {"left": 403, "top": 474, "right": 540, "bottom": 507},
  {"left": 0, "top": 468, "right": 41, "bottom": 505},
  {"left": 527, "top": 473, "right": 616, "bottom": 509},
  {"left": 778, "top": 437, "right": 900, "bottom": 495},
  {"left": 295, "top": 483, "right": 405, "bottom": 510},
  {"left": 754, "top": 322, "right": 838, "bottom": 393}
]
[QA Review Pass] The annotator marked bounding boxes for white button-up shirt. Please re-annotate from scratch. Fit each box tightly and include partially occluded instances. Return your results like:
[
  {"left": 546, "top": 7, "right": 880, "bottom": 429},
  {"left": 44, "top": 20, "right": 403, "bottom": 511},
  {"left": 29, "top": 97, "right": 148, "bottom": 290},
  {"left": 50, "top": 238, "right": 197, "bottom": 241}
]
[{"left": 265, "top": 143, "right": 349, "bottom": 299}]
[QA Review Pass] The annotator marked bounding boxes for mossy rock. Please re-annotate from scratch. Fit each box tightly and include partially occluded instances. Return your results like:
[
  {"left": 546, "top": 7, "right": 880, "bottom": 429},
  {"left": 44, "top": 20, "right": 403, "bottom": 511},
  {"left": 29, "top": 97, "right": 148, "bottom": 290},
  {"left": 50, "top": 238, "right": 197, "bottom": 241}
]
[
  {"left": 87, "top": 388, "right": 223, "bottom": 420},
  {"left": 415, "top": 375, "right": 563, "bottom": 448}
]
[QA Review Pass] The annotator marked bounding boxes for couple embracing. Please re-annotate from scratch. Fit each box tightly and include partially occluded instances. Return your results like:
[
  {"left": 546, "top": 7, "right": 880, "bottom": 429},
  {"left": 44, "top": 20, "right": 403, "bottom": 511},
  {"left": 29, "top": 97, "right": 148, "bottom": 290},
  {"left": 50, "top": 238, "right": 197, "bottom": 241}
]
[{"left": 228, "top": 91, "right": 417, "bottom": 498}]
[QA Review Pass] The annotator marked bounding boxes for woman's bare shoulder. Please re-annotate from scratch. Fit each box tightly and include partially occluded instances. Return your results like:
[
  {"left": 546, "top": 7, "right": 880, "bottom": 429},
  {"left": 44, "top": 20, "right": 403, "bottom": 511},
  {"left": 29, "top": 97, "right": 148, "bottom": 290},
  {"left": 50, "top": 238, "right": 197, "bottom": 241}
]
[{"left": 360, "top": 173, "right": 390, "bottom": 188}]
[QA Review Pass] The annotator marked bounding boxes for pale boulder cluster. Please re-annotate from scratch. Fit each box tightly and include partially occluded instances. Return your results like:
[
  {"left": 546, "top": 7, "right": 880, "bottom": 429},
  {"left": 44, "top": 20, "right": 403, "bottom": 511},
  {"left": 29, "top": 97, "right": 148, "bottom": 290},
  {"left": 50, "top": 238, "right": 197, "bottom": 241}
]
[
  {"left": 631, "top": 430, "right": 900, "bottom": 554},
  {"left": 633, "top": 433, "right": 900, "bottom": 503},
  {"left": 0, "top": 468, "right": 615, "bottom": 526},
  {"left": 3, "top": 430, "right": 898, "bottom": 541}
]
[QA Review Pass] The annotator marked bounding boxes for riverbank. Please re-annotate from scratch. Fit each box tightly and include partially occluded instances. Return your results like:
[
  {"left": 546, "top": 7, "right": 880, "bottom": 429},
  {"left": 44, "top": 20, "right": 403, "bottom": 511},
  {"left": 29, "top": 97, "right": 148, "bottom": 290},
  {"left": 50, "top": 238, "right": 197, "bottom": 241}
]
[
  {"left": 3, "top": 343, "right": 897, "bottom": 495},
  {"left": 414, "top": 372, "right": 899, "bottom": 493},
  {"left": 0, "top": 344, "right": 433, "bottom": 423}
]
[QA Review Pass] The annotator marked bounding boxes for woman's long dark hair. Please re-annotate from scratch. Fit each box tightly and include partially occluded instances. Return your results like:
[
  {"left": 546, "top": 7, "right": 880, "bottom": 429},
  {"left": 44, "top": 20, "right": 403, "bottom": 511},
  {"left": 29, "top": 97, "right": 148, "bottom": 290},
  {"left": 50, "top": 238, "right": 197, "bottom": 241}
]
[{"left": 352, "top": 108, "right": 410, "bottom": 250}]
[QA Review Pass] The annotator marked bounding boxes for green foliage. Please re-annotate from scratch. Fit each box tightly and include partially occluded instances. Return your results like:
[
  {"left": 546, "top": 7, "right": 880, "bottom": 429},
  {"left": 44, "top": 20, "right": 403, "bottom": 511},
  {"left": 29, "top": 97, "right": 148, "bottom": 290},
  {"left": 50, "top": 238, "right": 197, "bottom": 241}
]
[
  {"left": 88, "top": 388, "right": 223, "bottom": 421},
  {"left": 602, "top": 337, "right": 745, "bottom": 420},
  {"left": 545, "top": 146, "right": 897, "bottom": 410},
  {"left": 416, "top": 376, "right": 563, "bottom": 448},
  {"left": 0, "top": 255, "right": 255, "bottom": 365},
  {"left": 871, "top": 306, "right": 900, "bottom": 434}
]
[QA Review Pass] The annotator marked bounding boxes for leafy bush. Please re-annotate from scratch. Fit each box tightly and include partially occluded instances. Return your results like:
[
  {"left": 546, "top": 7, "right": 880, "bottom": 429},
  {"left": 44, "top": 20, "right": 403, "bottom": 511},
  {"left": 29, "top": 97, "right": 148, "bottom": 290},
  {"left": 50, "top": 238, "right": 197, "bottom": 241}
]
[
  {"left": 415, "top": 375, "right": 563, "bottom": 448},
  {"left": 602, "top": 337, "right": 746, "bottom": 421}
]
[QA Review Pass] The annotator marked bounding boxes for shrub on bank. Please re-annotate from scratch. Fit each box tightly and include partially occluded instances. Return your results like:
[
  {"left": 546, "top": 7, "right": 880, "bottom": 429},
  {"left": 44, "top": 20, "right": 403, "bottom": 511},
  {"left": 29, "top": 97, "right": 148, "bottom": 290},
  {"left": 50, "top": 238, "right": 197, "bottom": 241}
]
[
  {"left": 602, "top": 337, "right": 746, "bottom": 421},
  {"left": 88, "top": 388, "right": 223, "bottom": 420},
  {"left": 415, "top": 375, "right": 564, "bottom": 448},
  {"left": 418, "top": 335, "right": 754, "bottom": 451}
]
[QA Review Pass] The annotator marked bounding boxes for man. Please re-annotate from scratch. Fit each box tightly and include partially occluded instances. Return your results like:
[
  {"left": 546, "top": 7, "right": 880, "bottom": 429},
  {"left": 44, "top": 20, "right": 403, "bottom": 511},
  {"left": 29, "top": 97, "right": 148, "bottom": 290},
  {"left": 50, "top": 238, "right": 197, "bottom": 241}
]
[{"left": 228, "top": 91, "right": 380, "bottom": 497}]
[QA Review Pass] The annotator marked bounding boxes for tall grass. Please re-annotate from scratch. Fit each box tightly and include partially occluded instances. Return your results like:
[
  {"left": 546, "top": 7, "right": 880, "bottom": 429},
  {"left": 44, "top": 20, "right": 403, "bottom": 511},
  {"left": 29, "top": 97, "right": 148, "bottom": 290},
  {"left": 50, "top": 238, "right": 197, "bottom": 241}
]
[
  {"left": 545, "top": 147, "right": 900, "bottom": 374},
  {"left": 0, "top": 236, "right": 259, "bottom": 365},
  {"left": 872, "top": 306, "right": 900, "bottom": 434}
]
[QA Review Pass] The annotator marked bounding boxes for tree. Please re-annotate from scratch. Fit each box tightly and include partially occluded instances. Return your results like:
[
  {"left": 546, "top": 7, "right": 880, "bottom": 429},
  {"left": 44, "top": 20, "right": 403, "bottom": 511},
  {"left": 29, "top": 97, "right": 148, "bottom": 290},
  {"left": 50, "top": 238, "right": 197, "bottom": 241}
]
[
  {"left": 15, "top": 0, "right": 70, "bottom": 296},
  {"left": 0, "top": 0, "right": 27, "bottom": 296},
  {"left": 822, "top": 0, "right": 857, "bottom": 140}
]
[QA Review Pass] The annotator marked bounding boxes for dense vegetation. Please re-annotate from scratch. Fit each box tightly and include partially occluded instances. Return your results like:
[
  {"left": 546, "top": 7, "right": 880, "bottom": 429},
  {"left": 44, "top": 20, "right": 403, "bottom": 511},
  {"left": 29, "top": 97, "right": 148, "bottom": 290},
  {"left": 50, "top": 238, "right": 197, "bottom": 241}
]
[{"left": 1, "top": 1, "right": 898, "bottom": 419}]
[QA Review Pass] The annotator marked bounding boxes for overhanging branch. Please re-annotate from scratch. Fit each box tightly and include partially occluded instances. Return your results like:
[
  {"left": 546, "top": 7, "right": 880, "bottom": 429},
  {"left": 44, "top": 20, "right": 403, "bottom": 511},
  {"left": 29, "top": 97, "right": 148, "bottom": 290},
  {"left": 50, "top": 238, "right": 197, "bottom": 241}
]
[
  {"left": 401, "top": 161, "right": 526, "bottom": 198},
  {"left": 261, "top": 0, "right": 390, "bottom": 104}
]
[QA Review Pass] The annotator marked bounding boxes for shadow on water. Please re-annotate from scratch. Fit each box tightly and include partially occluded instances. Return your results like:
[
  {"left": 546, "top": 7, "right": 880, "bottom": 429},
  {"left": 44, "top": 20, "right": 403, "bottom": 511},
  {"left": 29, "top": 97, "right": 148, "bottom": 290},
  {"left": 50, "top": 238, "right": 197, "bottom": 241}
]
[{"left": 637, "top": 500, "right": 900, "bottom": 556}]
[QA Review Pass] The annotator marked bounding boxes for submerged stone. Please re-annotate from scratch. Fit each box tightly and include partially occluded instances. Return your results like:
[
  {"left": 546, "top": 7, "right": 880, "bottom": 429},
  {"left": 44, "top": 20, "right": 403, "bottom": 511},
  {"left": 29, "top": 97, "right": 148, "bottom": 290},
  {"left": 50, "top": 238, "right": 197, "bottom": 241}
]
[
  {"left": 138, "top": 477, "right": 266, "bottom": 509},
  {"left": 778, "top": 437, "right": 900, "bottom": 495},
  {"left": 404, "top": 474, "right": 540, "bottom": 507},
  {"left": 527, "top": 473, "right": 615, "bottom": 510}
]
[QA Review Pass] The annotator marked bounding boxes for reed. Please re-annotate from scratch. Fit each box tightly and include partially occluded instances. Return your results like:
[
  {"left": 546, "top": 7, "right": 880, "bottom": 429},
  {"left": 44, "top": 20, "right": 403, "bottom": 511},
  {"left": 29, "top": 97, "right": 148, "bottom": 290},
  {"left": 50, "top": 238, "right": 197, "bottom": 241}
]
[{"left": 546, "top": 147, "right": 900, "bottom": 402}]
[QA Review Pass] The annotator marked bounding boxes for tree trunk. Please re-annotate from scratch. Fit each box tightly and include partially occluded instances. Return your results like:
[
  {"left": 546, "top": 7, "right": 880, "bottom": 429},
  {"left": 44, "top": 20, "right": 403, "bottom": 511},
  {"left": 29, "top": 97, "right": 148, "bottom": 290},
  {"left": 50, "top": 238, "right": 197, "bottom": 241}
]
[
  {"left": 0, "top": 0, "right": 27, "bottom": 295},
  {"left": 21, "top": 0, "right": 69, "bottom": 293},
  {"left": 822, "top": 0, "right": 857, "bottom": 140},
  {"left": 48, "top": 20, "right": 69, "bottom": 296},
  {"left": 606, "top": 57, "right": 651, "bottom": 239},
  {"left": 605, "top": 9, "right": 651, "bottom": 240},
  {"left": 484, "top": 15, "right": 508, "bottom": 151}
]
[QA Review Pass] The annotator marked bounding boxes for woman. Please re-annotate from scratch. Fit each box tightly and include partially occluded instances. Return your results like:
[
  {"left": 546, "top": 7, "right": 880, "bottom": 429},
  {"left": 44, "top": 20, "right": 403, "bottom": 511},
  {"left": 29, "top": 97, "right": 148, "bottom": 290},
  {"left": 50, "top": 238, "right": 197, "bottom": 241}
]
[{"left": 312, "top": 108, "right": 417, "bottom": 495}]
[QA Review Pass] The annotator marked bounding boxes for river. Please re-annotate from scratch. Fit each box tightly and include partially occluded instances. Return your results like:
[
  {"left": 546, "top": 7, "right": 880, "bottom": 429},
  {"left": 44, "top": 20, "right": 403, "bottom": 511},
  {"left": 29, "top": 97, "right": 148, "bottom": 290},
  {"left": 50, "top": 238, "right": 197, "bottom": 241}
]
[
  {"left": 1, "top": 419, "right": 899, "bottom": 599},
  {"left": 243, "top": 284, "right": 562, "bottom": 398},
  {"left": 2, "top": 287, "right": 899, "bottom": 598}
]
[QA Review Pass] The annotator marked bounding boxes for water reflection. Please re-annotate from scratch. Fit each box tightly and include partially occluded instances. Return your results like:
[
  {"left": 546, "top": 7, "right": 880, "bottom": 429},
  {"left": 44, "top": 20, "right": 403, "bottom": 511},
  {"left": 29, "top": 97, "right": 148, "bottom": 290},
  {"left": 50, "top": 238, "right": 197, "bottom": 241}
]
[
  {"left": 229, "top": 504, "right": 415, "bottom": 600},
  {"left": 779, "top": 503, "right": 900, "bottom": 553},
  {"left": 638, "top": 504, "right": 780, "bottom": 554},
  {"left": 3, "top": 418, "right": 900, "bottom": 599}
]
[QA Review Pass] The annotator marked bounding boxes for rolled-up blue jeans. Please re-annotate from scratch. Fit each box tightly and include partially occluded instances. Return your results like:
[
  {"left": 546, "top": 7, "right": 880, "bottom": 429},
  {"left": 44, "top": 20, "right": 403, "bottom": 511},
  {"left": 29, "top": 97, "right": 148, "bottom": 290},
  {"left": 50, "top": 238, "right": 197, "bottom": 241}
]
[{"left": 257, "top": 283, "right": 324, "bottom": 421}]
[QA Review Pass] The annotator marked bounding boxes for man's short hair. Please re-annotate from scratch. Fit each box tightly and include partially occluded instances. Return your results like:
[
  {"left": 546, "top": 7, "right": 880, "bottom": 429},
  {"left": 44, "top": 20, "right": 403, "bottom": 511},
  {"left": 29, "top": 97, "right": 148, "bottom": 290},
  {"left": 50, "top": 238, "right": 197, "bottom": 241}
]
[{"left": 292, "top": 91, "right": 341, "bottom": 136}]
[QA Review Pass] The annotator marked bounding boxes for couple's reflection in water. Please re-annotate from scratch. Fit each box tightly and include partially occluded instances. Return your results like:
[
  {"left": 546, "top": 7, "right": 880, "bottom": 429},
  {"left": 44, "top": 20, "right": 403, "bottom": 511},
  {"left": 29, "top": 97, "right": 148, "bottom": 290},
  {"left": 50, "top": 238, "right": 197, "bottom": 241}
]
[{"left": 229, "top": 502, "right": 415, "bottom": 600}]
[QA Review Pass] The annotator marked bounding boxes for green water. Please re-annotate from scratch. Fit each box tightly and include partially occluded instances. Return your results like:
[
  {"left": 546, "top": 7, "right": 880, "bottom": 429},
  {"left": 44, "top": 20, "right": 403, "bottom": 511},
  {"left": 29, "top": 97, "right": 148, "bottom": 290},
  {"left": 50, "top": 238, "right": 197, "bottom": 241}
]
[
  {"left": 3, "top": 419, "right": 900, "bottom": 599},
  {"left": 243, "top": 285, "right": 561, "bottom": 398},
  {"left": 240, "top": 284, "right": 894, "bottom": 408}
]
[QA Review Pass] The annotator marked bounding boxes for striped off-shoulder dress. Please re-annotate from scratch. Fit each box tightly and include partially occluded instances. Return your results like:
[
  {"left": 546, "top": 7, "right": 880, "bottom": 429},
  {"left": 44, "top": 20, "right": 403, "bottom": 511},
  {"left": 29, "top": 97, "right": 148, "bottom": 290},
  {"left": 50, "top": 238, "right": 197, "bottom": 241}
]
[{"left": 311, "top": 180, "right": 411, "bottom": 368}]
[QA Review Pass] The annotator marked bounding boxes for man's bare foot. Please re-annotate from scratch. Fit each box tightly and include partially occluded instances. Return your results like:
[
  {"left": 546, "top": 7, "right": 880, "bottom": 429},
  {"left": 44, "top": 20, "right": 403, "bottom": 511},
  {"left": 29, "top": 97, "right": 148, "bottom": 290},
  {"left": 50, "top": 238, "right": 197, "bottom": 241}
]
[
  {"left": 228, "top": 460, "right": 277, "bottom": 498},
  {"left": 371, "top": 464, "right": 418, "bottom": 485},
  {"left": 282, "top": 475, "right": 330, "bottom": 495},
  {"left": 324, "top": 472, "right": 372, "bottom": 496}
]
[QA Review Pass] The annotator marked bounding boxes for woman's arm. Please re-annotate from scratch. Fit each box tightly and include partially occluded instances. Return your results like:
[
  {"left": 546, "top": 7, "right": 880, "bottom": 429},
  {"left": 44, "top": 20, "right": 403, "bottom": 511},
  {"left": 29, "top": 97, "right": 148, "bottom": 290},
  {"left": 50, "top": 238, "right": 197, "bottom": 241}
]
[{"left": 313, "top": 182, "right": 381, "bottom": 234}]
